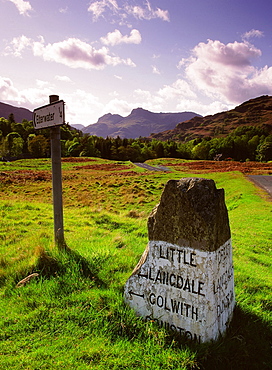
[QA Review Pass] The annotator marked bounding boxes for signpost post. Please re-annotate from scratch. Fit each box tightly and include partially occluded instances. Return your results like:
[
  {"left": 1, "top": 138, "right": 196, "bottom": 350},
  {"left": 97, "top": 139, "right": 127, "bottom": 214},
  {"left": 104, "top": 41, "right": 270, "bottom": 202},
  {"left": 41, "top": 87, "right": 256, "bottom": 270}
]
[{"left": 33, "top": 95, "right": 66, "bottom": 248}]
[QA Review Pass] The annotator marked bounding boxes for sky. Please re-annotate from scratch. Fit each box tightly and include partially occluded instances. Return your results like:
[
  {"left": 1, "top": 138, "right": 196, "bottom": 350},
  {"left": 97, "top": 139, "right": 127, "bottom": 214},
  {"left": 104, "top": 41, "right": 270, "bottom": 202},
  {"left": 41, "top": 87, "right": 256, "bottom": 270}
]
[{"left": 1, "top": 0, "right": 272, "bottom": 127}]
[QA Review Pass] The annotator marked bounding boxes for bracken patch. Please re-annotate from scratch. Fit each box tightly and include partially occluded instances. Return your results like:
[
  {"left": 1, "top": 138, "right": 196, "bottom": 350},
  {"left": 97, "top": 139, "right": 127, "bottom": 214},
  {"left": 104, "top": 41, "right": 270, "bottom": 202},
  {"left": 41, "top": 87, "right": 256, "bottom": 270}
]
[{"left": 165, "top": 160, "right": 272, "bottom": 174}]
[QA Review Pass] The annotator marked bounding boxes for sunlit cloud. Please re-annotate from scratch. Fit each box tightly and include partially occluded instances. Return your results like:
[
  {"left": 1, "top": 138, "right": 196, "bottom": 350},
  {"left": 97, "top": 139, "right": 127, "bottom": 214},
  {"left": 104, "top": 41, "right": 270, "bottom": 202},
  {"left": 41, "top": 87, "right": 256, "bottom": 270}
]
[
  {"left": 179, "top": 39, "right": 272, "bottom": 104},
  {"left": 101, "top": 29, "right": 141, "bottom": 46},
  {"left": 125, "top": 1, "right": 170, "bottom": 22},
  {"left": 158, "top": 79, "right": 197, "bottom": 100},
  {"left": 5, "top": 35, "right": 136, "bottom": 70},
  {"left": 88, "top": 0, "right": 169, "bottom": 23},
  {"left": 88, "top": 0, "right": 119, "bottom": 21},
  {"left": 242, "top": 29, "right": 264, "bottom": 40},
  {"left": 64, "top": 89, "right": 104, "bottom": 124},
  {"left": 7, "top": 0, "right": 33, "bottom": 16},
  {"left": 0, "top": 76, "right": 53, "bottom": 108},
  {"left": 59, "top": 7, "right": 68, "bottom": 14},
  {"left": 55, "top": 75, "right": 72, "bottom": 83},
  {"left": 0, "top": 76, "right": 19, "bottom": 102},
  {"left": 152, "top": 65, "right": 160, "bottom": 75}
]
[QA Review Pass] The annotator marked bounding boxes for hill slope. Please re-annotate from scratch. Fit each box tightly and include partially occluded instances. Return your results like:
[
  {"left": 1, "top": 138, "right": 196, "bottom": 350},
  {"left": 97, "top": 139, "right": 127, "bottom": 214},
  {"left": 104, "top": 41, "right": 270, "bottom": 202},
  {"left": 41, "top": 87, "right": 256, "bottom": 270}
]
[
  {"left": 83, "top": 108, "right": 201, "bottom": 138},
  {"left": 0, "top": 102, "right": 33, "bottom": 122},
  {"left": 149, "top": 95, "right": 272, "bottom": 141}
]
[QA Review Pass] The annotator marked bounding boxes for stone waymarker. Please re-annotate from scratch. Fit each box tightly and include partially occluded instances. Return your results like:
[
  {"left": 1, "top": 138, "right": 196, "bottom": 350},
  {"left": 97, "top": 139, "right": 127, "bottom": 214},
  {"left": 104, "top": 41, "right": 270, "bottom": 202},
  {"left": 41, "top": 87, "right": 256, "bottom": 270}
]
[{"left": 124, "top": 178, "right": 235, "bottom": 343}]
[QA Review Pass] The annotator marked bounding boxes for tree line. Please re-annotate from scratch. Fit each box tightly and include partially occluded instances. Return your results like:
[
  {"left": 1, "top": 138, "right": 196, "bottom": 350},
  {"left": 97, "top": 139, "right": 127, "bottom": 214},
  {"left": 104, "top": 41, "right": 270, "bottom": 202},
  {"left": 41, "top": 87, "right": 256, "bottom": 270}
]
[{"left": 0, "top": 114, "right": 271, "bottom": 162}]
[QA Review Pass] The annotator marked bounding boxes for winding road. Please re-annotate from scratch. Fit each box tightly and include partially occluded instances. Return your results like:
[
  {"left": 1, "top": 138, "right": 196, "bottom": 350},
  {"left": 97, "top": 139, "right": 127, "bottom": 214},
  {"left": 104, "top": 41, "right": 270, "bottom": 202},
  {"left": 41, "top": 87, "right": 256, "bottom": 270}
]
[{"left": 248, "top": 175, "right": 272, "bottom": 199}]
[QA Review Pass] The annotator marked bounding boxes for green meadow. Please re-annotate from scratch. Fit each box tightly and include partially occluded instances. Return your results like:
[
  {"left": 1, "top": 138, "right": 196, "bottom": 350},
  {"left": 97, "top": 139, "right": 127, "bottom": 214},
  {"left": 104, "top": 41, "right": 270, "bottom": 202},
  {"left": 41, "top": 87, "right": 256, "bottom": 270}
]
[{"left": 0, "top": 158, "right": 271, "bottom": 369}]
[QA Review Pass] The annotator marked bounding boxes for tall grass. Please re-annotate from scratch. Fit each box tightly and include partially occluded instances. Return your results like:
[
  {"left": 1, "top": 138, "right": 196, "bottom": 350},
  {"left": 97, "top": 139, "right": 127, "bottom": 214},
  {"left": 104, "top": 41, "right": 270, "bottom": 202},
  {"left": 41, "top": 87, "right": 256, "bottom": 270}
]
[{"left": 0, "top": 158, "right": 271, "bottom": 369}]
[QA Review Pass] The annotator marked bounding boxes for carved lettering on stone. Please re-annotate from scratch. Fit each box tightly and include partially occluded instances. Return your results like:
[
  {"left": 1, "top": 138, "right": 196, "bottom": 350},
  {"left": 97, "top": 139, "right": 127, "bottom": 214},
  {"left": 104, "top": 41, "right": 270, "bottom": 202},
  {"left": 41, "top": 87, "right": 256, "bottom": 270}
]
[{"left": 124, "top": 178, "right": 235, "bottom": 343}]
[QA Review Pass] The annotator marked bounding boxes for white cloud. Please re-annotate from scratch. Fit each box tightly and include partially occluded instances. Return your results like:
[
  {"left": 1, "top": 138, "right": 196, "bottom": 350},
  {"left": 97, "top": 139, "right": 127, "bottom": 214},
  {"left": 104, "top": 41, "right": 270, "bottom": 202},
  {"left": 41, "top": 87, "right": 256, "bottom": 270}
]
[
  {"left": 5, "top": 35, "right": 136, "bottom": 70},
  {"left": 152, "top": 65, "right": 160, "bottom": 75},
  {"left": 88, "top": 0, "right": 119, "bottom": 21},
  {"left": 158, "top": 79, "right": 197, "bottom": 100},
  {"left": 192, "top": 39, "right": 261, "bottom": 68},
  {"left": 0, "top": 75, "right": 104, "bottom": 124},
  {"left": 36, "top": 79, "right": 50, "bottom": 88},
  {"left": 180, "top": 39, "right": 272, "bottom": 104},
  {"left": 7, "top": 0, "right": 33, "bottom": 16},
  {"left": 101, "top": 98, "right": 134, "bottom": 117},
  {"left": 176, "top": 99, "right": 233, "bottom": 117},
  {"left": 134, "top": 88, "right": 153, "bottom": 101},
  {"left": 88, "top": 0, "right": 169, "bottom": 23},
  {"left": 0, "top": 76, "right": 19, "bottom": 102},
  {"left": 242, "top": 29, "right": 264, "bottom": 40},
  {"left": 59, "top": 7, "right": 68, "bottom": 14},
  {"left": 0, "top": 75, "right": 54, "bottom": 109},
  {"left": 4, "top": 34, "right": 33, "bottom": 57},
  {"left": 64, "top": 89, "right": 104, "bottom": 125},
  {"left": 100, "top": 29, "right": 141, "bottom": 46},
  {"left": 55, "top": 75, "right": 72, "bottom": 83},
  {"left": 125, "top": 0, "right": 170, "bottom": 22}
]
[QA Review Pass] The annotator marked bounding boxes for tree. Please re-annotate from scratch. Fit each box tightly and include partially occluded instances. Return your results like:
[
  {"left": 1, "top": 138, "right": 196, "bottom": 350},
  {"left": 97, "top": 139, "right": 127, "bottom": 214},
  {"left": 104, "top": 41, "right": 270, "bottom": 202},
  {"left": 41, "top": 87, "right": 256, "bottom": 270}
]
[
  {"left": 192, "top": 141, "right": 210, "bottom": 160},
  {"left": 8, "top": 113, "right": 15, "bottom": 124},
  {"left": 0, "top": 118, "right": 11, "bottom": 137},
  {"left": 68, "top": 142, "right": 81, "bottom": 157},
  {"left": 28, "top": 135, "right": 49, "bottom": 157},
  {"left": 256, "top": 136, "right": 272, "bottom": 161}
]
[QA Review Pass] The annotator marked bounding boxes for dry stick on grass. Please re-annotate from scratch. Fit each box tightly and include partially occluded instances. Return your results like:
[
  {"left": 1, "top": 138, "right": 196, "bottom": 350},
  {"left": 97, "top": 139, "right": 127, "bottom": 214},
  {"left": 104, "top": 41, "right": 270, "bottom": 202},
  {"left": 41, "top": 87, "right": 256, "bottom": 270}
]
[{"left": 16, "top": 273, "right": 39, "bottom": 288}]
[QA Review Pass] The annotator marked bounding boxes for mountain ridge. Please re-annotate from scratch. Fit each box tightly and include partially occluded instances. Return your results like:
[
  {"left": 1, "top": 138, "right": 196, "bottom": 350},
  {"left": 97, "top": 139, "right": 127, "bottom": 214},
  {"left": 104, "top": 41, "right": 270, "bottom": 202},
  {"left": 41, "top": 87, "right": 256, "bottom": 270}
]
[
  {"left": 148, "top": 95, "right": 272, "bottom": 141},
  {"left": 0, "top": 102, "right": 33, "bottom": 122},
  {"left": 82, "top": 108, "right": 201, "bottom": 138}
]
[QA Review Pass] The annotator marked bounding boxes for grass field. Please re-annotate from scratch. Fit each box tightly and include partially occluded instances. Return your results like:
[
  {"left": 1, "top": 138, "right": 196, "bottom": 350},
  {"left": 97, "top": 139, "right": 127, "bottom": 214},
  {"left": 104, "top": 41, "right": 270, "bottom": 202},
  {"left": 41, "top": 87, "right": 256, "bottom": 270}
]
[{"left": 0, "top": 158, "right": 271, "bottom": 369}]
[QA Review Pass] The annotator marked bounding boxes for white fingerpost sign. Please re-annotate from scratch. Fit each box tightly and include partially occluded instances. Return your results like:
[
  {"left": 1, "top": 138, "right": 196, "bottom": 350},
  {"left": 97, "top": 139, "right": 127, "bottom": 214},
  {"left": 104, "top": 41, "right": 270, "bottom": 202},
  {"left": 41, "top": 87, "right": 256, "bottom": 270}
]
[
  {"left": 33, "top": 95, "right": 66, "bottom": 248},
  {"left": 33, "top": 100, "right": 65, "bottom": 129}
]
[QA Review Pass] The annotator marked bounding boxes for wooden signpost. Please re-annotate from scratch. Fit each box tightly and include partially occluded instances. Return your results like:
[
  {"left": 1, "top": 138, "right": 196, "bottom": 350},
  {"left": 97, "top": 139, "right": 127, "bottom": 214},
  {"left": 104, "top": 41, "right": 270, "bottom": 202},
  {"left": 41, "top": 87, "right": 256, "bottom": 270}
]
[{"left": 33, "top": 95, "right": 66, "bottom": 247}]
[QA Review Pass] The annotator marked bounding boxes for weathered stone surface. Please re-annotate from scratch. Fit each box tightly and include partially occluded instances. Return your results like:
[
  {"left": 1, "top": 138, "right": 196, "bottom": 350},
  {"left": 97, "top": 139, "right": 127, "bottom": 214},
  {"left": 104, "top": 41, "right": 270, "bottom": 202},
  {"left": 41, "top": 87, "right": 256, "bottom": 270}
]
[
  {"left": 148, "top": 178, "right": 230, "bottom": 252},
  {"left": 124, "top": 178, "right": 235, "bottom": 343}
]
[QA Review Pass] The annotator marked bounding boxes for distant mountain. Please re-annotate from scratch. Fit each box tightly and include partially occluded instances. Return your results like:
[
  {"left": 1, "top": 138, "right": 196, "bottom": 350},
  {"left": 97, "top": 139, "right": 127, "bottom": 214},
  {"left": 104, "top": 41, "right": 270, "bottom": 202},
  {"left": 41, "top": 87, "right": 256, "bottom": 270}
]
[
  {"left": 0, "top": 102, "right": 33, "bottom": 122},
  {"left": 83, "top": 108, "right": 201, "bottom": 138},
  {"left": 149, "top": 95, "right": 272, "bottom": 141},
  {"left": 71, "top": 124, "right": 85, "bottom": 131}
]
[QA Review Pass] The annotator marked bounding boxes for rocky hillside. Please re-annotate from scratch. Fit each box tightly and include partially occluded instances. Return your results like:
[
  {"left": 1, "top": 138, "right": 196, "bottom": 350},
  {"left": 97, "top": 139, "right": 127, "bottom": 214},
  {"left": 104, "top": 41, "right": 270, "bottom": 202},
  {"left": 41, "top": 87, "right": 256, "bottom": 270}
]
[
  {"left": 83, "top": 108, "right": 201, "bottom": 138},
  {"left": 149, "top": 95, "right": 272, "bottom": 141}
]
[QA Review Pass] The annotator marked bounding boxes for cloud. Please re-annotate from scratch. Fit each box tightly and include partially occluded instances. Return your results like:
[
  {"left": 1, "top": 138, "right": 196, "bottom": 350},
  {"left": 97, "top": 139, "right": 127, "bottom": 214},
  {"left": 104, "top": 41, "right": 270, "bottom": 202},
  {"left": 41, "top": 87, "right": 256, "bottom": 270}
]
[
  {"left": 125, "top": 1, "right": 170, "bottom": 22},
  {"left": 4, "top": 34, "right": 33, "bottom": 57},
  {"left": 88, "top": 0, "right": 169, "bottom": 23},
  {"left": 180, "top": 39, "right": 272, "bottom": 104},
  {"left": 59, "top": 7, "right": 68, "bottom": 14},
  {"left": 64, "top": 89, "right": 104, "bottom": 124},
  {"left": 0, "top": 75, "right": 54, "bottom": 109},
  {"left": 158, "top": 79, "right": 197, "bottom": 100},
  {"left": 88, "top": 0, "right": 119, "bottom": 21},
  {"left": 7, "top": 0, "right": 33, "bottom": 16},
  {"left": 0, "top": 76, "right": 19, "bottom": 101},
  {"left": 55, "top": 75, "right": 72, "bottom": 83},
  {"left": 5, "top": 35, "right": 136, "bottom": 70},
  {"left": 100, "top": 29, "right": 141, "bottom": 46},
  {"left": 0, "top": 75, "right": 105, "bottom": 124},
  {"left": 36, "top": 79, "right": 50, "bottom": 88},
  {"left": 152, "top": 65, "right": 160, "bottom": 75},
  {"left": 192, "top": 39, "right": 261, "bottom": 67},
  {"left": 242, "top": 29, "right": 264, "bottom": 40}
]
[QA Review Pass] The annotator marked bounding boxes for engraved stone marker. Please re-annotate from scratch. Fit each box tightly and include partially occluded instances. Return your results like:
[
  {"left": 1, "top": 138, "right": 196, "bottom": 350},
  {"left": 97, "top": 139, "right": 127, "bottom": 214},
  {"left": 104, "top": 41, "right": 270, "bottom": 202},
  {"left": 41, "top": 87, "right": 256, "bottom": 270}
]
[{"left": 124, "top": 178, "right": 235, "bottom": 343}]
